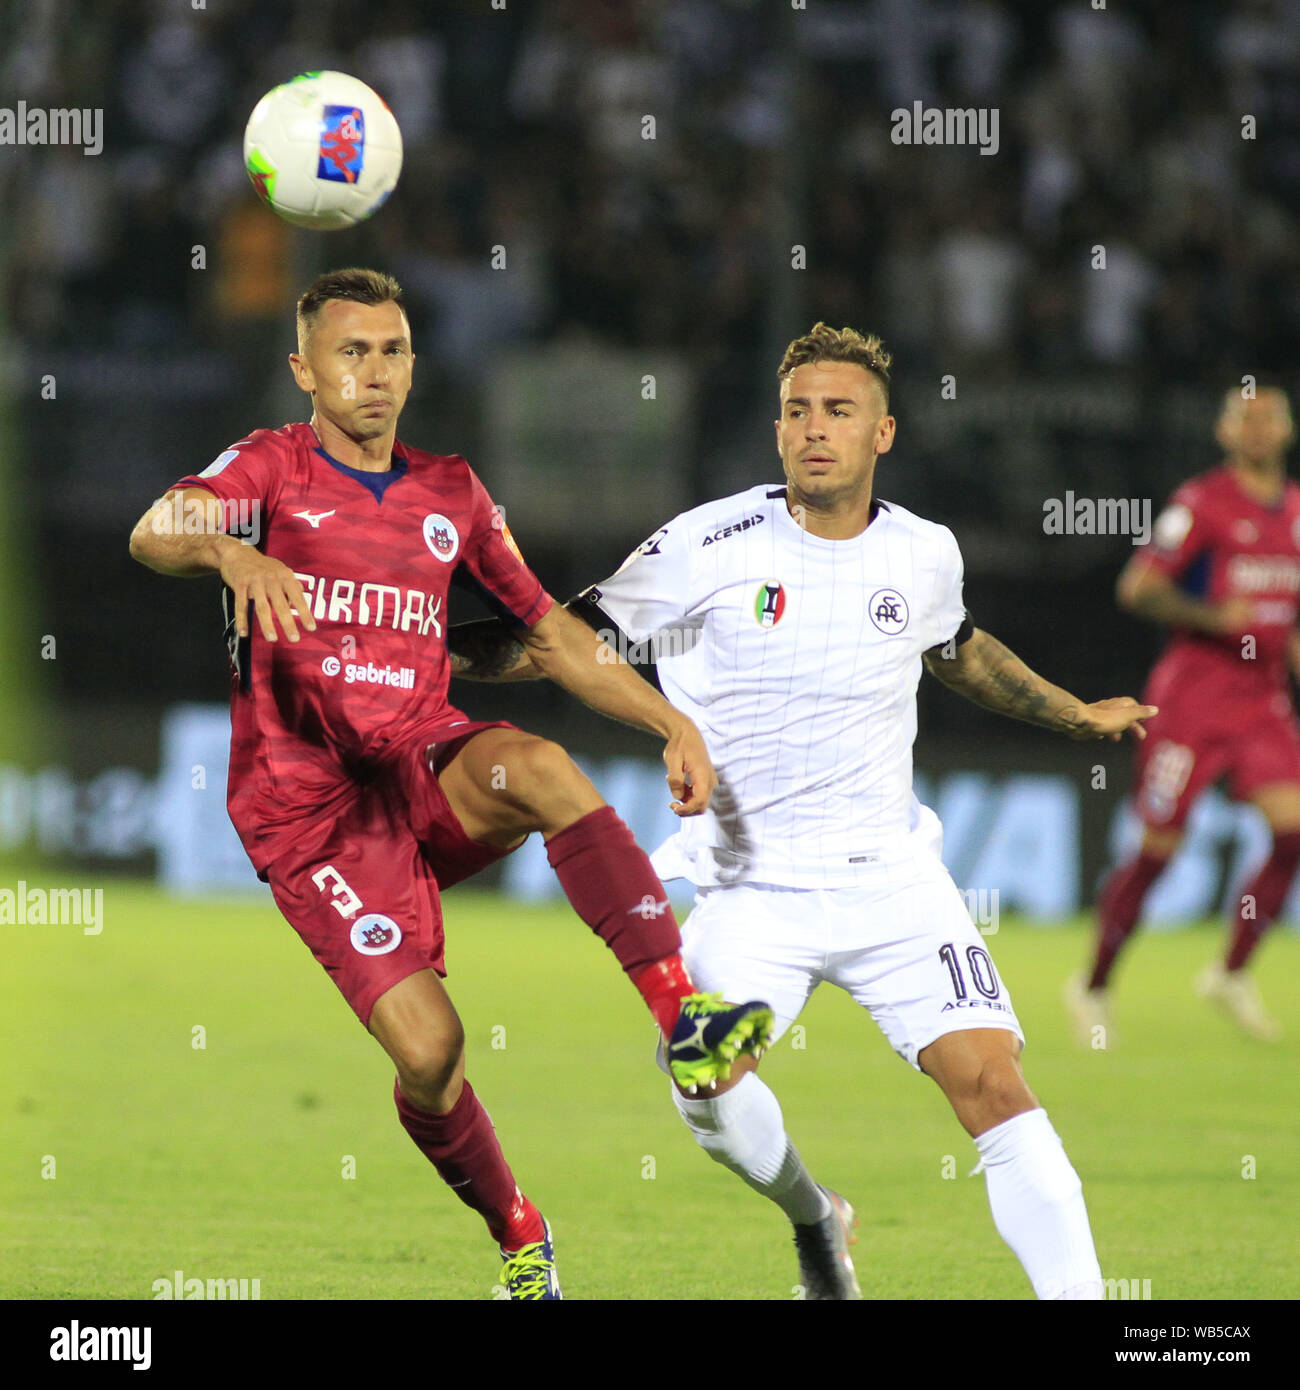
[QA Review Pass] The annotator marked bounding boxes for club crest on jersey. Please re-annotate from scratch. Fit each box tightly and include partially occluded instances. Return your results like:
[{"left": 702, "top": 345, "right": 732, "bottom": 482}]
[
  {"left": 754, "top": 580, "right": 786, "bottom": 627},
  {"left": 869, "top": 588, "right": 909, "bottom": 634},
  {"left": 422, "top": 513, "right": 460, "bottom": 562},
  {"left": 350, "top": 914, "right": 402, "bottom": 956}
]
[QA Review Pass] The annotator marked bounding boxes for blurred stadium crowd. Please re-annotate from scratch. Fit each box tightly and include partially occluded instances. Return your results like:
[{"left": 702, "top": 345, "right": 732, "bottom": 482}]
[
  {"left": 3, "top": 0, "right": 1299, "bottom": 713},
  {"left": 7, "top": 1, "right": 1299, "bottom": 370}
]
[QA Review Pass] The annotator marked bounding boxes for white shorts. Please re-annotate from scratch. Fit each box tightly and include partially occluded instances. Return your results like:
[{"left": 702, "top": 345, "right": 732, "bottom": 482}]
[{"left": 669, "top": 867, "right": 1024, "bottom": 1072}]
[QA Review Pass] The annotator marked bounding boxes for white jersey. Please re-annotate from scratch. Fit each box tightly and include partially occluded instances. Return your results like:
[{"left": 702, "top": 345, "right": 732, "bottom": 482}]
[{"left": 586, "top": 483, "right": 968, "bottom": 888}]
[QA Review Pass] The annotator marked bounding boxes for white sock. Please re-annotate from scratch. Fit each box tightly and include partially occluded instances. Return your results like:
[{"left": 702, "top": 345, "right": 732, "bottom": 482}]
[
  {"left": 975, "top": 1108, "right": 1103, "bottom": 1300},
  {"left": 673, "top": 1072, "right": 831, "bottom": 1225}
]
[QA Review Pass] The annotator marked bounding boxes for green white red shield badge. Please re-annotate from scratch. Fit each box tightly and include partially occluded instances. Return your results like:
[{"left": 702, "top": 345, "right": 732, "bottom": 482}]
[{"left": 754, "top": 581, "right": 786, "bottom": 627}]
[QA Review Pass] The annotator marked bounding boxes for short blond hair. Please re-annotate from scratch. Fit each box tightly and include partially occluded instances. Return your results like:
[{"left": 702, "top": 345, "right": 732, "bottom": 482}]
[{"left": 778, "top": 323, "right": 892, "bottom": 405}]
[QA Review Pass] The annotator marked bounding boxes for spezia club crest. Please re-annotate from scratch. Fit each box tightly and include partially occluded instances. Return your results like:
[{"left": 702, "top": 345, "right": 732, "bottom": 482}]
[
  {"left": 754, "top": 580, "right": 786, "bottom": 627},
  {"left": 350, "top": 914, "right": 402, "bottom": 956},
  {"left": 423, "top": 513, "right": 460, "bottom": 562},
  {"left": 869, "top": 588, "right": 909, "bottom": 634}
]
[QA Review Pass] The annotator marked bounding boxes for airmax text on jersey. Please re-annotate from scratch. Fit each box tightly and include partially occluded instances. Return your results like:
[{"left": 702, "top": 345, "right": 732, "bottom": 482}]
[
  {"left": 294, "top": 572, "right": 443, "bottom": 637},
  {"left": 321, "top": 656, "right": 417, "bottom": 689},
  {"left": 701, "top": 513, "right": 764, "bottom": 546}
]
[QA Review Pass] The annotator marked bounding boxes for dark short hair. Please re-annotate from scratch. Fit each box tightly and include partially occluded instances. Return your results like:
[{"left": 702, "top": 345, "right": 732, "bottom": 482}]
[
  {"left": 296, "top": 267, "right": 406, "bottom": 346},
  {"left": 778, "top": 322, "right": 892, "bottom": 407}
]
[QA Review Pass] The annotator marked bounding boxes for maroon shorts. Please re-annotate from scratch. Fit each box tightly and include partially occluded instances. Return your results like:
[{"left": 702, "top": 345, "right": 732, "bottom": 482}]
[
  {"left": 1133, "top": 694, "right": 1300, "bottom": 830},
  {"left": 264, "top": 720, "right": 521, "bottom": 1027}
]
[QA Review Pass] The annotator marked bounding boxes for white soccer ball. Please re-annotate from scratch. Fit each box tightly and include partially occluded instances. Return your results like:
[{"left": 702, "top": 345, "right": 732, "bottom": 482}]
[{"left": 243, "top": 71, "right": 403, "bottom": 230}]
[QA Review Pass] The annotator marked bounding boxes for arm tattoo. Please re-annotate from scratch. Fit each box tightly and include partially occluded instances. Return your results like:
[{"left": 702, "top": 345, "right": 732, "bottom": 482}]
[
  {"left": 926, "top": 629, "right": 1085, "bottom": 734},
  {"left": 447, "top": 619, "right": 532, "bottom": 681}
]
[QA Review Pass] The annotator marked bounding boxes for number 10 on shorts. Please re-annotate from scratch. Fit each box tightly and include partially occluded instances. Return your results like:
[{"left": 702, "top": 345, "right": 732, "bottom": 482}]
[{"left": 938, "top": 942, "right": 1002, "bottom": 1001}]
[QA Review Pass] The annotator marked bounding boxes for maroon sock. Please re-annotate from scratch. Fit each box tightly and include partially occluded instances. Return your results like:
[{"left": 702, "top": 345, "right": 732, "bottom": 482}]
[
  {"left": 1225, "top": 831, "right": 1300, "bottom": 971},
  {"left": 1088, "top": 850, "right": 1168, "bottom": 989},
  {"left": 545, "top": 805, "right": 688, "bottom": 1030},
  {"left": 393, "top": 1078, "right": 544, "bottom": 1248}
]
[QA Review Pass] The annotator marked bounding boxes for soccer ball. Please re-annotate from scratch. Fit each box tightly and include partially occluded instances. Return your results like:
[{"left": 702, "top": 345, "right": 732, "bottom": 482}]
[{"left": 243, "top": 71, "right": 403, "bottom": 230}]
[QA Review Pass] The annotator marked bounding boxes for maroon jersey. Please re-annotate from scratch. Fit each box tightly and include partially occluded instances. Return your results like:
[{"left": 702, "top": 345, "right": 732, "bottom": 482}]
[
  {"left": 171, "top": 421, "right": 552, "bottom": 873},
  {"left": 1137, "top": 465, "right": 1300, "bottom": 709}
]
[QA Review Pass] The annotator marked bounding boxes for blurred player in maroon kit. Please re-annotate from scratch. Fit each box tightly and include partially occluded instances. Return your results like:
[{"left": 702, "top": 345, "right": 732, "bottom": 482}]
[
  {"left": 1071, "top": 385, "right": 1300, "bottom": 1043},
  {"left": 129, "top": 268, "right": 773, "bottom": 1299}
]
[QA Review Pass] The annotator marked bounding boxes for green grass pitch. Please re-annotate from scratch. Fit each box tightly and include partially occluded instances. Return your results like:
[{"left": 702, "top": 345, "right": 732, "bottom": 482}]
[{"left": 3, "top": 878, "right": 1297, "bottom": 1301}]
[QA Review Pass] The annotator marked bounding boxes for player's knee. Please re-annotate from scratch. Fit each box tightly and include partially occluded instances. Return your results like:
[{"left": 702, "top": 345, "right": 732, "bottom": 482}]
[
  {"left": 974, "top": 1057, "right": 1036, "bottom": 1125},
  {"left": 508, "top": 738, "right": 595, "bottom": 813},
  {"left": 390, "top": 1018, "right": 465, "bottom": 1097}
]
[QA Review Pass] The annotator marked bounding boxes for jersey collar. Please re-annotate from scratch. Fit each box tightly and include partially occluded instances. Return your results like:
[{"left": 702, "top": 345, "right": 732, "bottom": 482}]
[
  {"left": 313, "top": 443, "right": 409, "bottom": 502},
  {"left": 771, "top": 486, "right": 889, "bottom": 545}
]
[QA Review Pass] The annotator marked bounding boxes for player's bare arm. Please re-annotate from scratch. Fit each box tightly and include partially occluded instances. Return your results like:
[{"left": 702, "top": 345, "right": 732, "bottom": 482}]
[
  {"left": 516, "top": 604, "right": 716, "bottom": 815},
  {"left": 924, "top": 627, "right": 1157, "bottom": 741},
  {"left": 1116, "top": 557, "right": 1252, "bottom": 635},
  {"left": 448, "top": 607, "right": 713, "bottom": 812},
  {"left": 450, "top": 594, "right": 636, "bottom": 683},
  {"left": 129, "top": 487, "right": 316, "bottom": 642},
  {"left": 447, "top": 618, "right": 535, "bottom": 682}
]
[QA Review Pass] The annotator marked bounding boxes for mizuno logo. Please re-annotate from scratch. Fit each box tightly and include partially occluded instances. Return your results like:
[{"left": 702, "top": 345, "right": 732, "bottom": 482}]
[
  {"left": 627, "top": 895, "right": 670, "bottom": 919},
  {"left": 293, "top": 509, "right": 336, "bottom": 528}
]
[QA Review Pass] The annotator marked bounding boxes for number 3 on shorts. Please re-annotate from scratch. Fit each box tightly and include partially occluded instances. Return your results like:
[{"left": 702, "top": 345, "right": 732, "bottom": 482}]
[
  {"left": 311, "top": 863, "right": 363, "bottom": 919},
  {"left": 938, "top": 942, "right": 1002, "bottom": 1001}
]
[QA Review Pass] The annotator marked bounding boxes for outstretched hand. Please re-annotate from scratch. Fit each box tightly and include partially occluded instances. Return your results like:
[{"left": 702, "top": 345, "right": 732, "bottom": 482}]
[{"left": 1065, "top": 696, "right": 1159, "bottom": 742}]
